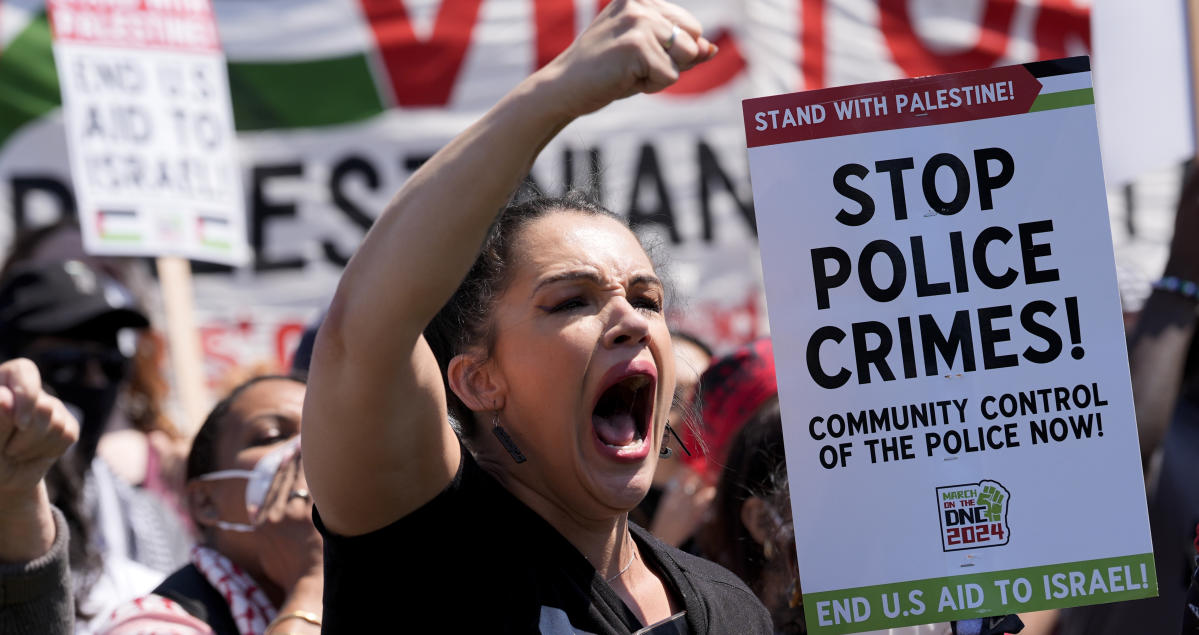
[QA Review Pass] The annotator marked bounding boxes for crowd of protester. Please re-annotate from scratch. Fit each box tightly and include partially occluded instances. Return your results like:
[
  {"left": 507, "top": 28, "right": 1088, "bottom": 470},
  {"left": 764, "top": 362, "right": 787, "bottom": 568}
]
[{"left": 2, "top": 1, "right": 1199, "bottom": 634}]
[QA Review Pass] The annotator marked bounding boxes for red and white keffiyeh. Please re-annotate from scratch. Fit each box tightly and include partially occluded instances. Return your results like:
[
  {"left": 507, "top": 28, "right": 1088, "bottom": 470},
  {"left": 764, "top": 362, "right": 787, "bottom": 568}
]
[
  {"left": 191, "top": 545, "right": 277, "bottom": 635},
  {"left": 99, "top": 546, "right": 277, "bottom": 635}
]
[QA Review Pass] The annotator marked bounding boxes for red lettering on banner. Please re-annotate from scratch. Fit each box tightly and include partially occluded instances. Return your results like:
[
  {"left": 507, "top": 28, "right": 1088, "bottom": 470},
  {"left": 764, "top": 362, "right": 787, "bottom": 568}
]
[
  {"left": 276, "top": 322, "right": 304, "bottom": 370},
  {"left": 534, "top": 0, "right": 575, "bottom": 70},
  {"left": 200, "top": 325, "right": 239, "bottom": 385},
  {"left": 670, "top": 291, "right": 763, "bottom": 351},
  {"left": 801, "top": 0, "right": 825, "bottom": 89},
  {"left": 359, "top": 0, "right": 486, "bottom": 107},
  {"left": 879, "top": 0, "right": 1016, "bottom": 77},
  {"left": 1034, "top": 0, "right": 1091, "bottom": 60},
  {"left": 532, "top": 0, "right": 745, "bottom": 94}
]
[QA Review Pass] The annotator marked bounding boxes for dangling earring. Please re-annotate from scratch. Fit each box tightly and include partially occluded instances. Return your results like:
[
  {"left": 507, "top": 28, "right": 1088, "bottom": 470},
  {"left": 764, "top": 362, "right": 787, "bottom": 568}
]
[
  {"left": 659, "top": 444, "right": 673, "bottom": 458},
  {"left": 764, "top": 540, "right": 776, "bottom": 560},
  {"left": 492, "top": 411, "right": 526, "bottom": 464}
]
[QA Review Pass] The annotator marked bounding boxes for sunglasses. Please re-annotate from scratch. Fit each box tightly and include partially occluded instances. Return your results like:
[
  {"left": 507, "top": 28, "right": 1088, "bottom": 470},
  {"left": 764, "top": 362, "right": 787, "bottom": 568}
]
[{"left": 29, "top": 347, "right": 131, "bottom": 385}]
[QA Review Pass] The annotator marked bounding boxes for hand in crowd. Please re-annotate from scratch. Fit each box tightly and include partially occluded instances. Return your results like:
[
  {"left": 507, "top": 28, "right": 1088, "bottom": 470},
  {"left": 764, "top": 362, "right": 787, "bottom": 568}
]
[
  {"left": 0, "top": 358, "right": 78, "bottom": 563},
  {"left": 542, "top": 0, "right": 715, "bottom": 119},
  {"left": 253, "top": 450, "right": 322, "bottom": 592},
  {"left": 650, "top": 469, "right": 716, "bottom": 548},
  {"left": 252, "top": 448, "right": 324, "bottom": 634}
]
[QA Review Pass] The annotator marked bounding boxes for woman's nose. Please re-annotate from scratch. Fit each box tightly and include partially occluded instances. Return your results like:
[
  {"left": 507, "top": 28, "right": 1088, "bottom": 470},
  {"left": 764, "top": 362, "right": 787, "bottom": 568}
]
[{"left": 603, "top": 298, "right": 651, "bottom": 347}]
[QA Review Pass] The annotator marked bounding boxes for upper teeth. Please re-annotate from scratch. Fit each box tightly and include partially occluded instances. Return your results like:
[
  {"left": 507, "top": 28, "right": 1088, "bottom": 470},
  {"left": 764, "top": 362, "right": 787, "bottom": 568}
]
[{"left": 622, "top": 375, "right": 650, "bottom": 390}]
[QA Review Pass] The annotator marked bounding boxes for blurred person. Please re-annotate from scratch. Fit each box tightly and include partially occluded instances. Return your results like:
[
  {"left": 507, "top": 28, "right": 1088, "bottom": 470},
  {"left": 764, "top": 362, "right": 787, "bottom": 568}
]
[
  {"left": 700, "top": 400, "right": 1024, "bottom": 635},
  {"left": 699, "top": 398, "right": 801, "bottom": 633},
  {"left": 302, "top": 2, "right": 774, "bottom": 632},
  {"left": 3, "top": 219, "right": 189, "bottom": 517},
  {"left": 632, "top": 330, "right": 714, "bottom": 548},
  {"left": 1054, "top": 165, "right": 1199, "bottom": 633},
  {"left": 288, "top": 314, "right": 324, "bottom": 381},
  {"left": 0, "top": 260, "right": 191, "bottom": 631},
  {"left": 681, "top": 337, "right": 778, "bottom": 483},
  {"left": 97, "top": 375, "right": 322, "bottom": 635},
  {"left": 0, "top": 358, "right": 81, "bottom": 635}
]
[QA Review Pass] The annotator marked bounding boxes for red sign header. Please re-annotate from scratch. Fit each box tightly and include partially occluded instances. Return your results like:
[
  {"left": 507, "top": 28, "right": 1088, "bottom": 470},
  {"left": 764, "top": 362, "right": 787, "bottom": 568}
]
[
  {"left": 743, "top": 64, "right": 1042, "bottom": 149},
  {"left": 49, "top": 0, "right": 220, "bottom": 52}
]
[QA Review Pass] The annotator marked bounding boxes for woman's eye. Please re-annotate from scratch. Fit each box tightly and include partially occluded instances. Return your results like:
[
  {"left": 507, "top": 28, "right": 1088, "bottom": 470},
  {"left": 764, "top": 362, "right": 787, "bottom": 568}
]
[
  {"left": 546, "top": 297, "right": 587, "bottom": 313},
  {"left": 250, "top": 430, "right": 283, "bottom": 447},
  {"left": 633, "top": 296, "right": 663, "bottom": 313}
]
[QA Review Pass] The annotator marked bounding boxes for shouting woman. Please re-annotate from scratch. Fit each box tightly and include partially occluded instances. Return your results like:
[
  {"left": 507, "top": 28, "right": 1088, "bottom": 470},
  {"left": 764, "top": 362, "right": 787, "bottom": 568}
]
[{"left": 302, "top": 1, "right": 774, "bottom": 632}]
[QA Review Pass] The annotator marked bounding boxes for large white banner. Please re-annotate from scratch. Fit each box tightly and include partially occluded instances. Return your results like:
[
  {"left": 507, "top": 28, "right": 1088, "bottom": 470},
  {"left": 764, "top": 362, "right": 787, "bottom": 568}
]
[{"left": 8, "top": 0, "right": 1181, "bottom": 389}]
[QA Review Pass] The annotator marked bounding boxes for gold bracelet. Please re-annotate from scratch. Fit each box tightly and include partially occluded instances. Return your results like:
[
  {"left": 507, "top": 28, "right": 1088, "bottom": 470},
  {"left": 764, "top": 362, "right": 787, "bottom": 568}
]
[{"left": 267, "top": 609, "right": 322, "bottom": 632}]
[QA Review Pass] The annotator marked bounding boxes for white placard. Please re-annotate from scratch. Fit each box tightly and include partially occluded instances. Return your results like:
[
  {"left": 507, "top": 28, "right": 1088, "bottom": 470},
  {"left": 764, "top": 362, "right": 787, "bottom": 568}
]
[
  {"left": 49, "top": 0, "right": 247, "bottom": 265},
  {"left": 743, "top": 57, "right": 1155, "bottom": 634}
]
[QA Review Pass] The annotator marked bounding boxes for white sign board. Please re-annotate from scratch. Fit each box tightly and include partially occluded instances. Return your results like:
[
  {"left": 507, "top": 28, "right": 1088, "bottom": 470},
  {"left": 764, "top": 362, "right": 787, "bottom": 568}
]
[
  {"left": 743, "top": 57, "right": 1155, "bottom": 633},
  {"left": 49, "top": 0, "right": 247, "bottom": 265}
]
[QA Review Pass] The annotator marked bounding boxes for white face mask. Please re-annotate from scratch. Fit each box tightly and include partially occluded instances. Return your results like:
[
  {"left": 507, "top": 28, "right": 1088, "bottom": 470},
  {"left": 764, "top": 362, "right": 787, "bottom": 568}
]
[{"left": 194, "top": 435, "right": 301, "bottom": 532}]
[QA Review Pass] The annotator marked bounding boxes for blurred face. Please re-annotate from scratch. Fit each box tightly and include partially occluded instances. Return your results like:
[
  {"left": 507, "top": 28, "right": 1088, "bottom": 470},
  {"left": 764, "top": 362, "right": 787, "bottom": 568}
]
[
  {"left": 22, "top": 335, "right": 130, "bottom": 466},
  {"left": 482, "top": 212, "right": 675, "bottom": 519},
  {"left": 191, "top": 379, "right": 304, "bottom": 544},
  {"left": 653, "top": 337, "right": 710, "bottom": 485}
]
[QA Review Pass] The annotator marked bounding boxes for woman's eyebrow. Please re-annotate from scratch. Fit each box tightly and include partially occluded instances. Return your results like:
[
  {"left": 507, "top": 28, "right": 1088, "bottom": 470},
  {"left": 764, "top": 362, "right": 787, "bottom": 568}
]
[
  {"left": 629, "top": 273, "right": 663, "bottom": 289},
  {"left": 531, "top": 271, "right": 662, "bottom": 297},
  {"left": 531, "top": 270, "right": 603, "bottom": 297}
]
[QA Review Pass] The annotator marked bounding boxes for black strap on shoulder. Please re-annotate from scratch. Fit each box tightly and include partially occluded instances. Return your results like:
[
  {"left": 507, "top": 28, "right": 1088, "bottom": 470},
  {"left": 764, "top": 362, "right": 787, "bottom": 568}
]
[{"left": 152, "top": 564, "right": 240, "bottom": 635}]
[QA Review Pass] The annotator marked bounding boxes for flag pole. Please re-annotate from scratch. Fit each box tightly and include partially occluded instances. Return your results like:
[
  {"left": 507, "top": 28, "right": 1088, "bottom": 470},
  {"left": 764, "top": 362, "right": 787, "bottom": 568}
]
[{"left": 157, "top": 256, "right": 208, "bottom": 436}]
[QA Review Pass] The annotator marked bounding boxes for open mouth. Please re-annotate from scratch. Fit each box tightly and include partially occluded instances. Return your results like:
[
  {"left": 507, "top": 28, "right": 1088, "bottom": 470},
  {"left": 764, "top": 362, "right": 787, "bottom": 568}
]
[{"left": 592, "top": 373, "right": 654, "bottom": 450}]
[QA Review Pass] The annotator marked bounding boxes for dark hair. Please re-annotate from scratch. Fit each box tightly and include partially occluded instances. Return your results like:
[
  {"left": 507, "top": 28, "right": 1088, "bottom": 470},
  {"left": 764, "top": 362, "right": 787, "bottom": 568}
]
[
  {"left": 424, "top": 192, "right": 634, "bottom": 435},
  {"left": 699, "top": 397, "right": 789, "bottom": 595},
  {"left": 186, "top": 374, "right": 305, "bottom": 481}
]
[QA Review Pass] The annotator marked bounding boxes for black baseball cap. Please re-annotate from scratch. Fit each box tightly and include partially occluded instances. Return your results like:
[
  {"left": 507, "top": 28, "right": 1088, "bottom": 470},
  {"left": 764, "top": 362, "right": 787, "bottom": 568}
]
[{"left": 0, "top": 260, "right": 149, "bottom": 346}]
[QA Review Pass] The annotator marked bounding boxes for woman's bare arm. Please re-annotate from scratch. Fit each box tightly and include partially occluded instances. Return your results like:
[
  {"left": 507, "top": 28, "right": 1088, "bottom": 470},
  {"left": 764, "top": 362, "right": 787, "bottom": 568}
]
[{"left": 302, "top": 0, "right": 713, "bottom": 536}]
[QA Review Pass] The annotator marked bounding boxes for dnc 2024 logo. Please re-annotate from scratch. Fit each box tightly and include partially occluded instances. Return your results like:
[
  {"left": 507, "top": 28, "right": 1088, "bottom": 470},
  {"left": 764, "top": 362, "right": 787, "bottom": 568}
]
[{"left": 936, "top": 480, "right": 1010, "bottom": 552}]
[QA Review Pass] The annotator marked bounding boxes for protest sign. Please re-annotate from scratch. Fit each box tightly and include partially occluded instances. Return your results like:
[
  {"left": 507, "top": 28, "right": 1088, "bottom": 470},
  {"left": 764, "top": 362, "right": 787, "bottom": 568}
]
[
  {"left": 743, "top": 57, "right": 1155, "bottom": 633},
  {"left": 48, "top": 0, "right": 247, "bottom": 265}
]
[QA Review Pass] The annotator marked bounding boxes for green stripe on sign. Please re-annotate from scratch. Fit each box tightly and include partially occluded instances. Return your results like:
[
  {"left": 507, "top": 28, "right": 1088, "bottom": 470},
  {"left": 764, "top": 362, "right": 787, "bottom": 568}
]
[
  {"left": 803, "top": 552, "right": 1156, "bottom": 634},
  {"left": 1029, "top": 88, "right": 1095, "bottom": 113},
  {"left": 0, "top": 14, "right": 61, "bottom": 147},
  {"left": 227, "top": 54, "right": 386, "bottom": 131},
  {"left": 100, "top": 233, "right": 143, "bottom": 243}
]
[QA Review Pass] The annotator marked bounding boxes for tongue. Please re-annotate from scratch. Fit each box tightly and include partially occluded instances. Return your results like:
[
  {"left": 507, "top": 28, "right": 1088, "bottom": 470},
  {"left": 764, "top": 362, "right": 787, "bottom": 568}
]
[{"left": 593, "top": 412, "right": 637, "bottom": 446}]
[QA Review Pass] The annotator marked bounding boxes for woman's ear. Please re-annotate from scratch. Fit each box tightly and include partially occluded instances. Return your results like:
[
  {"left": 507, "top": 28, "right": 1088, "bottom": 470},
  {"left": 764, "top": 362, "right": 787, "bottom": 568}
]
[
  {"left": 740, "top": 496, "right": 777, "bottom": 548},
  {"left": 447, "top": 349, "right": 507, "bottom": 412},
  {"left": 187, "top": 480, "right": 221, "bottom": 530}
]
